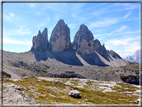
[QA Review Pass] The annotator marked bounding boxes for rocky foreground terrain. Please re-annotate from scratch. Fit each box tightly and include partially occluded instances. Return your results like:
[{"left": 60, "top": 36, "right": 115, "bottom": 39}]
[{"left": 2, "top": 76, "right": 141, "bottom": 105}]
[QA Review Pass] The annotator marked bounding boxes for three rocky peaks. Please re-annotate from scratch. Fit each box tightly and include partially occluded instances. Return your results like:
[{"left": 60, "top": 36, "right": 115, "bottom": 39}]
[{"left": 31, "top": 19, "right": 121, "bottom": 59}]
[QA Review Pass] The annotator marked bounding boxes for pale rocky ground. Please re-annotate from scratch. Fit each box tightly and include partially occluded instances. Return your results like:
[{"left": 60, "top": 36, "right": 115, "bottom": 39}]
[
  {"left": 2, "top": 77, "right": 141, "bottom": 105},
  {"left": 3, "top": 82, "right": 35, "bottom": 105}
]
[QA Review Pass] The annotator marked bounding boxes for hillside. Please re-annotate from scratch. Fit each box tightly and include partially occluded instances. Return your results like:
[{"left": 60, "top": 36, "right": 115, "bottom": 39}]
[{"left": 2, "top": 76, "right": 141, "bottom": 105}]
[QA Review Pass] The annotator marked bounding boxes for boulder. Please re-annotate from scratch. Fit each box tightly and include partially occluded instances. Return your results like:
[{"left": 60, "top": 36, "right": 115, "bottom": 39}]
[
  {"left": 72, "top": 24, "right": 94, "bottom": 54},
  {"left": 135, "top": 98, "right": 141, "bottom": 104},
  {"left": 69, "top": 90, "right": 81, "bottom": 98},
  {"left": 93, "top": 39, "right": 107, "bottom": 57},
  {"left": 31, "top": 28, "right": 49, "bottom": 52},
  {"left": 49, "top": 19, "right": 71, "bottom": 52}
]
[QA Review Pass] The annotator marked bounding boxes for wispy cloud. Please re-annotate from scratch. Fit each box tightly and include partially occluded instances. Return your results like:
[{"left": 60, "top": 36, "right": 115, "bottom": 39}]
[
  {"left": 105, "top": 36, "right": 140, "bottom": 57},
  {"left": 3, "top": 13, "right": 15, "bottom": 22},
  {"left": 115, "top": 3, "right": 138, "bottom": 11},
  {"left": 37, "top": 23, "right": 45, "bottom": 28},
  {"left": 43, "top": 3, "right": 67, "bottom": 14},
  {"left": 29, "top": 3, "right": 35, "bottom": 8},
  {"left": 3, "top": 26, "right": 31, "bottom": 37},
  {"left": 68, "top": 23, "right": 77, "bottom": 29},
  {"left": 85, "top": 3, "right": 107, "bottom": 11},
  {"left": 108, "top": 25, "right": 127, "bottom": 36},
  {"left": 123, "top": 12, "right": 131, "bottom": 19},
  {"left": 106, "top": 36, "right": 139, "bottom": 46},
  {"left": 71, "top": 3, "right": 86, "bottom": 23},
  {"left": 9, "top": 12, "right": 15, "bottom": 17},
  {"left": 3, "top": 37, "right": 31, "bottom": 46},
  {"left": 89, "top": 18, "right": 119, "bottom": 28},
  {"left": 124, "top": 42, "right": 140, "bottom": 53}
]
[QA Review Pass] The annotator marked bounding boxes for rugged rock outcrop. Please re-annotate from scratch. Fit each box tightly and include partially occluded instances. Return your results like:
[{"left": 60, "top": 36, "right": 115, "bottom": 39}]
[
  {"left": 3, "top": 83, "right": 35, "bottom": 104},
  {"left": 93, "top": 39, "right": 107, "bottom": 57},
  {"left": 108, "top": 50, "right": 122, "bottom": 59},
  {"left": 72, "top": 24, "right": 94, "bottom": 55},
  {"left": 49, "top": 19, "right": 71, "bottom": 52},
  {"left": 31, "top": 28, "right": 48, "bottom": 52}
]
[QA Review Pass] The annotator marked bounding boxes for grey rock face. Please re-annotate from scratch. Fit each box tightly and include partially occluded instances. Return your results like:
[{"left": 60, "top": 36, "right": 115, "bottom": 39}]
[
  {"left": 49, "top": 19, "right": 71, "bottom": 52},
  {"left": 31, "top": 28, "right": 48, "bottom": 52},
  {"left": 108, "top": 50, "right": 122, "bottom": 59},
  {"left": 72, "top": 24, "right": 94, "bottom": 54},
  {"left": 93, "top": 39, "right": 107, "bottom": 57}
]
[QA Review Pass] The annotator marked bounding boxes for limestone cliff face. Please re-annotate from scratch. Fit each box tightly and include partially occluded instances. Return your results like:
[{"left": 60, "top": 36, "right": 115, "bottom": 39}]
[
  {"left": 72, "top": 24, "right": 94, "bottom": 55},
  {"left": 31, "top": 28, "right": 48, "bottom": 52},
  {"left": 108, "top": 50, "right": 122, "bottom": 59},
  {"left": 93, "top": 39, "right": 107, "bottom": 57},
  {"left": 49, "top": 19, "right": 71, "bottom": 52}
]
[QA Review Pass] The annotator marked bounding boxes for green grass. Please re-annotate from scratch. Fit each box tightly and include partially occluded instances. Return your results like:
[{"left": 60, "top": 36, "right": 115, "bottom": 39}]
[
  {"left": 17, "top": 57, "right": 24, "bottom": 59},
  {"left": 3, "top": 77, "right": 139, "bottom": 104},
  {"left": 112, "top": 82, "right": 139, "bottom": 92}
]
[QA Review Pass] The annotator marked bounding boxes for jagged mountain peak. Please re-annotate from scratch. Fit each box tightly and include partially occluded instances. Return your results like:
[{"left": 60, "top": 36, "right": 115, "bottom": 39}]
[
  {"left": 72, "top": 24, "right": 94, "bottom": 54},
  {"left": 31, "top": 28, "right": 48, "bottom": 52},
  {"left": 57, "top": 19, "right": 65, "bottom": 24},
  {"left": 49, "top": 19, "right": 71, "bottom": 52}
]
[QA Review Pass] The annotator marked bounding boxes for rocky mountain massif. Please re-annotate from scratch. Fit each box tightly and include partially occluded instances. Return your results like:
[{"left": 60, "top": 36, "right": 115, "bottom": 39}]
[
  {"left": 30, "top": 19, "right": 126, "bottom": 66},
  {"left": 125, "top": 49, "right": 141, "bottom": 63},
  {"left": 1, "top": 19, "right": 140, "bottom": 85}
]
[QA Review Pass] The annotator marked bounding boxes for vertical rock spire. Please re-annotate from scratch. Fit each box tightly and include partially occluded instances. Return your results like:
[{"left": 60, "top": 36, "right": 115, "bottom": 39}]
[
  {"left": 72, "top": 24, "right": 94, "bottom": 54},
  {"left": 49, "top": 19, "right": 71, "bottom": 52},
  {"left": 31, "top": 28, "right": 49, "bottom": 52}
]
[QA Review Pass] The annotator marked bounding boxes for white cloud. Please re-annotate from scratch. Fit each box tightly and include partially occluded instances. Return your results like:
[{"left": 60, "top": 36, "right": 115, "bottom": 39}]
[
  {"left": 85, "top": 3, "right": 107, "bottom": 11},
  {"left": 107, "top": 39, "right": 128, "bottom": 46},
  {"left": 89, "top": 18, "right": 119, "bottom": 28},
  {"left": 37, "top": 23, "right": 45, "bottom": 28},
  {"left": 119, "top": 53, "right": 132, "bottom": 58},
  {"left": 68, "top": 24, "right": 76, "bottom": 29},
  {"left": 123, "top": 30, "right": 139, "bottom": 35},
  {"left": 43, "top": 4, "right": 67, "bottom": 14},
  {"left": 17, "top": 26, "right": 31, "bottom": 35},
  {"left": 106, "top": 36, "right": 139, "bottom": 46},
  {"left": 108, "top": 25, "right": 127, "bottom": 36},
  {"left": 9, "top": 12, "right": 15, "bottom": 17},
  {"left": 3, "top": 26, "right": 31, "bottom": 37},
  {"left": 3, "top": 37, "right": 31, "bottom": 46},
  {"left": 29, "top": 3, "right": 35, "bottom": 7},
  {"left": 123, "top": 13, "right": 131, "bottom": 19},
  {"left": 124, "top": 42, "right": 140, "bottom": 53},
  {"left": 105, "top": 36, "right": 140, "bottom": 58}
]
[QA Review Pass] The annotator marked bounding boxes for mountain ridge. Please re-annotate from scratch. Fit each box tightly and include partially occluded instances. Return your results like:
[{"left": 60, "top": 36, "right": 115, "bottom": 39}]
[
  {"left": 125, "top": 49, "right": 141, "bottom": 63},
  {"left": 30, "top": 19, "right": 123, "bottom": 65}
]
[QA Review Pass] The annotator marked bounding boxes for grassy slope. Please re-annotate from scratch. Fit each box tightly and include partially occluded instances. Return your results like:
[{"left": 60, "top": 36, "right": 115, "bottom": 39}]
[{"left": 3, "top": 77, "right": 140, "bottom": 105}]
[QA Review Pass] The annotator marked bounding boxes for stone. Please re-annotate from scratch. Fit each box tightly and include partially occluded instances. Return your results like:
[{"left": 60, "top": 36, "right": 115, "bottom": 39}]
[
  {"left": 69, "top": 90, "right": 81, "bottom": 98},
  {"left": 3, "top": 83, "right": 35, "bottom": 104},
  {"left": 108, "top": 50, "right": 122, "bottom": 59},
  {"left": 49, "top": 19, "right": 71, "bottom": 52},
  {"left": 93, "top": 39, "right": 107, "bottom": 57},
  {"left": 72, "top": 24, "right": 94, "bottom": 54},
  {"left": 31, "top": 28, "right": 49, "bottom": 52},
  {"left": 135, "top": 98, "right": 141, "bottom": 104}
]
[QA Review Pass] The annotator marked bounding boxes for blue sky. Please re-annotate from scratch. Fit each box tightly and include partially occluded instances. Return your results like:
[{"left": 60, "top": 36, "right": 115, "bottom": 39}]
[{"left": 3, "top": 2, "right": 140, "bottom": 58}]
